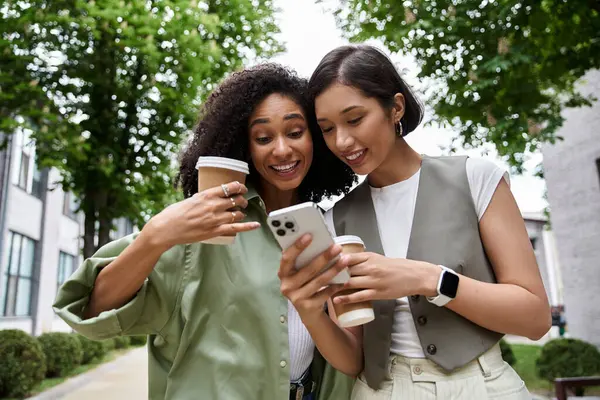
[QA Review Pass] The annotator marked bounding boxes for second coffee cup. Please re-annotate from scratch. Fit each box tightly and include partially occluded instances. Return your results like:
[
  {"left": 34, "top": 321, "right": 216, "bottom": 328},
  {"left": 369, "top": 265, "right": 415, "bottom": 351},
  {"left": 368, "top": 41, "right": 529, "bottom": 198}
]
[
  {"left": 195, "top": 156, "right": 250, "bottom": 245},
  {"left": 333, "top": 235, "right": 375, "bottom": 328}
]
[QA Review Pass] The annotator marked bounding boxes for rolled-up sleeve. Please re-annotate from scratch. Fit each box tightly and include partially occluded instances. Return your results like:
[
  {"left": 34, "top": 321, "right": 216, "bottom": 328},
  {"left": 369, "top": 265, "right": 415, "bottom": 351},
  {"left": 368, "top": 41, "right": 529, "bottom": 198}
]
[{"left": 53, "top": 234, "right": 189, "bottom": 340}]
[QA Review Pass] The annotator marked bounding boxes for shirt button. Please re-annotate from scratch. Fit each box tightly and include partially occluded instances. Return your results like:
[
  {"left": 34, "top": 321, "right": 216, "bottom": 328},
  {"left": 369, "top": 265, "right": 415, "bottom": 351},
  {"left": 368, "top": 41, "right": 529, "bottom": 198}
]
[
  {"left": 417, "top": 316, "right": 427, "bottom": 326},
  {"left": 411, "top": 295, "right": 420, "bottom": 302},
  {"left": 280, "top": 315, "right": 286, "bottom": 323},
  {"left": 427, "top": 344, "right": 437, "bottom": 355},
  {"left": 280, "top": 360, "right": 287, "bottom": 368},
  {"left": 413, "top": 366, "right": 422, "bottom": 375},
  {"left": 259, "top": 200, "right": 265, "bottom": 209}
]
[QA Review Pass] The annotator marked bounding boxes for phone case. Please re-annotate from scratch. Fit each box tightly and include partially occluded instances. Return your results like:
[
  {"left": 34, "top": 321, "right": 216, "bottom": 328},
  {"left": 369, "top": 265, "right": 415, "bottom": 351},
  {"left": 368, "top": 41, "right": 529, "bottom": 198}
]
[{"left": 267, "top": 202, "right": 349, "bottom": 284}]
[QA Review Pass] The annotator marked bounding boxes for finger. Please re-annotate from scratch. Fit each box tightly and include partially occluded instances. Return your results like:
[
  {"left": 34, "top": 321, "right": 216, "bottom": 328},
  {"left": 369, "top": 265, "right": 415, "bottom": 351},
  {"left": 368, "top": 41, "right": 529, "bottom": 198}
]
[
  {"left": 215, "top": 221, "right": 260, "bottom": 236},
  {"left": 294, "top": 244, "right": 343, "bottom": 286},
  {"left": 341, "top": 275, "right": 374, "bottom": 290},
  {"left": 333, "top": 289, "right": 377, "bottom": 305},
  {"left": 279, "top": 234, "right": 312, "bottom": 278},
  {"left": 311, "top": 284, "right": 346, "bottom": 305},
  {"left": 213, "top": 194, "right": 248, "bottom": 211},
  {"left": 295, "top": 257, "right": 348, "bottom": 300},
  {"left": 216, "top": 209, "right": 247, "bottom": 226},
  {"left": 201, "top": 181, "right": 248, "bottom": 199},
  {"left": 343, "top": 252, "right": 371, "bottom": 267}
]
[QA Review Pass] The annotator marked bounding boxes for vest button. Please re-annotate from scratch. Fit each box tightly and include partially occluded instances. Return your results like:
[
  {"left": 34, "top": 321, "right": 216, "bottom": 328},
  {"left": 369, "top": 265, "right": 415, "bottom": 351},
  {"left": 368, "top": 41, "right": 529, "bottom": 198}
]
[
  {"left": 427, "top": 344, "right": 437, "bottom": 355},
  {"left": 417, "top": 316, "right": 427, "bottom": 326},
  {"left": 411, "top": 295, "right": 420, "bottom": 302}
]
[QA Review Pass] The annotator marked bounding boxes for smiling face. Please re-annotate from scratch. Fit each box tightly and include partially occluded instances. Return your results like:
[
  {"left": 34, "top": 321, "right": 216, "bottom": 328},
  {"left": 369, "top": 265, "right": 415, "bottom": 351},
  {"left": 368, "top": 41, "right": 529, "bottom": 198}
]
[
  {"left": 314, "top": 83, "right": 404, "bottom": 176},
  {"left": 248, "top": 93, "right": 313, "bottom": 193}
]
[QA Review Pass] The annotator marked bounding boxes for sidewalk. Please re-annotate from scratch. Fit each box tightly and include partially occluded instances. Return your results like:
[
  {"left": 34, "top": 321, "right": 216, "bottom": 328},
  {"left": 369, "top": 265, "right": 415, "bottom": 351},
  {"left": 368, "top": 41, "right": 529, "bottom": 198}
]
[{"left": 30, "top": 347, "right": 148, "bottom": 400}]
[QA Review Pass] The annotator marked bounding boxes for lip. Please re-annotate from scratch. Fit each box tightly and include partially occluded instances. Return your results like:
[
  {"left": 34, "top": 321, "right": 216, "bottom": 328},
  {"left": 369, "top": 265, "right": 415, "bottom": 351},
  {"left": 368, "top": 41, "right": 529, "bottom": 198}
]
[
  {"left": 341, "top": 149, "right": 367, "bottom": 167},
  {"left": 269, "top": 160, "right": 301, "bottom": 179}
]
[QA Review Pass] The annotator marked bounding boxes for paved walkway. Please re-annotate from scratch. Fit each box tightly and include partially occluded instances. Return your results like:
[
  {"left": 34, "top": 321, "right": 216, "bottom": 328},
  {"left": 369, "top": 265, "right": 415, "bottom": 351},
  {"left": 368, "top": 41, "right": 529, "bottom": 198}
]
[{"left": 30, "top": 347, "right": 148, "bottom": 400}]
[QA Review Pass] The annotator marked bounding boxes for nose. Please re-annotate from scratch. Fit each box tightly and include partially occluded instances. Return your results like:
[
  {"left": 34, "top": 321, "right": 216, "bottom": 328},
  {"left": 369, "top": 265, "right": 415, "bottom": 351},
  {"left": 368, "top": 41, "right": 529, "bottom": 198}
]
[
  {"left": 272, "top": 136, "right": 293, "bottom": 159},
  {"left": 335, "top": 128, "right": 355, "bottom": 153}
]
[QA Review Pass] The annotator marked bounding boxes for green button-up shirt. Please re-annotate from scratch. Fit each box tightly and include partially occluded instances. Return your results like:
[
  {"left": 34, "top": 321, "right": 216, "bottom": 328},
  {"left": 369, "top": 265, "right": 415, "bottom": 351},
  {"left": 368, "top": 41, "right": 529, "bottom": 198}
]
[{"left": 53, "top": 188, "right": 354, "bottom": 400}]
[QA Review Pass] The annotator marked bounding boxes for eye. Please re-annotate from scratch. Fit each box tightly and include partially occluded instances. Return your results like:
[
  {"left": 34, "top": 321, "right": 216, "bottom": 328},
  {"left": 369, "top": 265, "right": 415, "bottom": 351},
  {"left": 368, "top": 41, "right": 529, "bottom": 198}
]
[
  {"left": 320, "top": 126, "right": 333, "bottom": 134},
  {"left": 348, "top": 116, "right": 363, "bottom": 125},
  {"left": 288, "top": 129, "right": 305, "bottom": 138},
  {"left": 255, "top": 136, "right": 271, "bottom": 144}
]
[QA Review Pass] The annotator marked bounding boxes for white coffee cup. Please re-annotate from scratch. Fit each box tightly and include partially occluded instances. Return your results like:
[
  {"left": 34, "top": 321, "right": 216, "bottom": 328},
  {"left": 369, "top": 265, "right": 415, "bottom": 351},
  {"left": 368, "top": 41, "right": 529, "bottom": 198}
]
[
  {"left": 332, "top": 235, "right": 375, "bottom": 327},
  {"left": 196, "top": 156, "right": 250, "bottom": 245}
]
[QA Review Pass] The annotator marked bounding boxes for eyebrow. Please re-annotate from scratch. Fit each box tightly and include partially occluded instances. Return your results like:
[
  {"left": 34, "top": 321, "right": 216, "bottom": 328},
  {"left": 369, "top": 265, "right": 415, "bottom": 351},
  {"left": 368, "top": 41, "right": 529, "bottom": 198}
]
[
  {"left": 249, "top": 113, "right": 305, "bottom": 128},
  {"left": 317, "top": 105, "right": 363, "bottom": 122}
]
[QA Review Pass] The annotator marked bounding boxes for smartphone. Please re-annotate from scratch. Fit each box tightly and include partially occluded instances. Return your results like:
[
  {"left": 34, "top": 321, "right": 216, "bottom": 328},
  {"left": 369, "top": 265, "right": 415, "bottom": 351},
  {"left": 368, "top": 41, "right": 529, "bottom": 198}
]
[{"left": 267, "top": 202, "right": 349, "bottom": 284}]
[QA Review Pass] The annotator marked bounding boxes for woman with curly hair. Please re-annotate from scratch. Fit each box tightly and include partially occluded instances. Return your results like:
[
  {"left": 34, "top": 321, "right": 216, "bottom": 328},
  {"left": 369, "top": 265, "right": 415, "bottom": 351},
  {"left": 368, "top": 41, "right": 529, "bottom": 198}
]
[{"left": 53, "top": 64, "right": 360, "bottom": 400}]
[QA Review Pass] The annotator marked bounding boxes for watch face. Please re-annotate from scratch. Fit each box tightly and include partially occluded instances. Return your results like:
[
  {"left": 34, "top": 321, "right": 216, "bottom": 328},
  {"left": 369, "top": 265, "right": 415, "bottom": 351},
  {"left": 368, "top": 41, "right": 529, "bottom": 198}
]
[{"left": 440, "top": 271, "right": 459, "bottom": 298}]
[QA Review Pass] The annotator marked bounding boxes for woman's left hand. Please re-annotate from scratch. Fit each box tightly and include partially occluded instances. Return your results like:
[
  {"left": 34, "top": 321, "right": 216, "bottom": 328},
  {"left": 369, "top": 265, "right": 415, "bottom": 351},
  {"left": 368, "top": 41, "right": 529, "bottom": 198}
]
[{"left": 333, "top": 252, "right": 440, "bottom": 305}]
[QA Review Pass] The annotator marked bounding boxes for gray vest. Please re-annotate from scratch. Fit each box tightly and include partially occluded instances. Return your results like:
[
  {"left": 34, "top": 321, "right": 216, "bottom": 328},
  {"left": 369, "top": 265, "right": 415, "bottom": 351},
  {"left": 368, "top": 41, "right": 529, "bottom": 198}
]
[{"left": 333, "top": 156, "right": 503, "bottom": 389}]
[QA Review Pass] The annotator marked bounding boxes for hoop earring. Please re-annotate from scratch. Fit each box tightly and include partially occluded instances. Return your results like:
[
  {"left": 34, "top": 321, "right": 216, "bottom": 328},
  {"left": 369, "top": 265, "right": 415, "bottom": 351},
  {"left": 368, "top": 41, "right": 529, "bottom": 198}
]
[{"left": 395, "top": 121, "right": 403, "bottom": 136}]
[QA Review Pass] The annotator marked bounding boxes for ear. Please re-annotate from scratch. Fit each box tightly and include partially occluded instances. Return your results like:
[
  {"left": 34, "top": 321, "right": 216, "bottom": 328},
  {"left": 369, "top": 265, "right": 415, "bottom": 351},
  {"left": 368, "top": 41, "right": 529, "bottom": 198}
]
[{"left": 392, "top": 93, "right": 406, "bottom": 124}]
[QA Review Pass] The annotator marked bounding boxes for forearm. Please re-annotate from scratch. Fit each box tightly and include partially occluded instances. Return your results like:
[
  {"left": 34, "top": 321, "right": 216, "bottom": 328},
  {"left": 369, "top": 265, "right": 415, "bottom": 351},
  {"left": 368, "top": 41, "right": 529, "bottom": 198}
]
[
  {"left": 417, "top": 263, "right": 551, "bottom": 340},
  {"left": 303, "top": 312, "right": 363, "bottom": 377},
  {"left": 84, "top": 230, "right": 169, "bottom": 319}
]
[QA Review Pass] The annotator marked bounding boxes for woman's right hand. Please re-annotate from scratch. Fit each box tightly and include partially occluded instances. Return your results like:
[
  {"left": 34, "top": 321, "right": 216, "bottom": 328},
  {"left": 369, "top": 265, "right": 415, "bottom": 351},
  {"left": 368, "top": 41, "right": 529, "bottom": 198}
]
[{"left": 143, "top": 181, "right": 260, "bottom": 250}]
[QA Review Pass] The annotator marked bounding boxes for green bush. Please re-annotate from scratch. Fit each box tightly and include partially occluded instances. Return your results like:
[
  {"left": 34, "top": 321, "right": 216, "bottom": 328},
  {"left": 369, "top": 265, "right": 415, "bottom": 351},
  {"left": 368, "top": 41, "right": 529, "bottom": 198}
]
[
  {"left": 499, "top": 339, "right": 516, "bottom": 366},
  {"left": 38, "top": 332, "right": 83, "bottom": 377},
  {"left": 536, "top": 338, "right": 600, "bottom": 384},
  {"left": 103, "top": 338, "right": 116, "bottom": 352},
  {"left": 76, "top": 334, "right": 107, "bottom": 364},
  {"left": 113, "top": 336, "right": 131, "bottom": 349},
  {"left": 129, "top": 335, "right": 148, "bottom": 347},
  {"left": 0, "top": 329, "right": 47, "bottom": 398}
]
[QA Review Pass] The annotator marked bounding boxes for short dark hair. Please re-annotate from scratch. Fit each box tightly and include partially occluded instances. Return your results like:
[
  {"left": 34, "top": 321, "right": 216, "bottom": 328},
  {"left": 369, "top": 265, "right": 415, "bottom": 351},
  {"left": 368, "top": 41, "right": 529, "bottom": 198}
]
[
  {"left": 177, "top": 63, "right": 356, "bottom": 202},
  {"left": 308, "top": 45, "right": 424, "bottom": 136}
]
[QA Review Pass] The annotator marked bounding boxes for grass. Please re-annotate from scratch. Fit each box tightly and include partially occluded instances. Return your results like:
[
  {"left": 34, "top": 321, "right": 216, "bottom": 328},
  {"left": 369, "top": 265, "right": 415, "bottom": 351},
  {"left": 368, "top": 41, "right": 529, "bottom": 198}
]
[
  {"left": 1, "top": 348, "right": 133, "bottom": 400},
  {"left": 511, "top": 343, "right": 600, "bottom": 397},
  {"left": 511, "top": 344, "right": 553, "bottom": 395}
]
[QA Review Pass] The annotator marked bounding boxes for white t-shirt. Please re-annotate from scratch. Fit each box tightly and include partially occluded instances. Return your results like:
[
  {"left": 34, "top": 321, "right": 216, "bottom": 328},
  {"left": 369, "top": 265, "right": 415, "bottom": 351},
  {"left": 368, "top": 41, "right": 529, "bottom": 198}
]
[{"left": 324, "top": 157, "right": 509, "bottom": 358}]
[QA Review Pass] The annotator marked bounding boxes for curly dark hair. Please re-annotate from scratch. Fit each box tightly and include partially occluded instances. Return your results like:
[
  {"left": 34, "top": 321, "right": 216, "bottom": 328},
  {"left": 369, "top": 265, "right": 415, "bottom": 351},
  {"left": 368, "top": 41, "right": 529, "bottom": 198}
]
[{"left": 177, "top": 63, "right": 357, "bottom": 202}]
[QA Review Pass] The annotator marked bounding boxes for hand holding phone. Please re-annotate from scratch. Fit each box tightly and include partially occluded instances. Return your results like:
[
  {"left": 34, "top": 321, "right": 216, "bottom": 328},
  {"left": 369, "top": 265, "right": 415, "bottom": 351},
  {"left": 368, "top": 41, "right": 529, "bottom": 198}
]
[{"left": 267, "top": 202, "right": 349, "bottom": 284}]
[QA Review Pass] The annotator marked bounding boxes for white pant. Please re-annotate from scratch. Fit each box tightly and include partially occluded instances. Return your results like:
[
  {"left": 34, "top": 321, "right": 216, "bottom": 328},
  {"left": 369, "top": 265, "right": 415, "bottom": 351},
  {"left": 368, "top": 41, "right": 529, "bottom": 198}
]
[{"left": 352, "top": 344, "right": 530, "bottom": 400}]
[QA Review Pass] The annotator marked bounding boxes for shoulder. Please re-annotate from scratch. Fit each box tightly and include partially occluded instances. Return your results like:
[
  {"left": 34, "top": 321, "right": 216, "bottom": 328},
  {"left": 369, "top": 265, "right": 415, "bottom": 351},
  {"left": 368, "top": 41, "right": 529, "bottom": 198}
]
[{"left": 466, "top": 157, "right": 510, "bottom": 187}]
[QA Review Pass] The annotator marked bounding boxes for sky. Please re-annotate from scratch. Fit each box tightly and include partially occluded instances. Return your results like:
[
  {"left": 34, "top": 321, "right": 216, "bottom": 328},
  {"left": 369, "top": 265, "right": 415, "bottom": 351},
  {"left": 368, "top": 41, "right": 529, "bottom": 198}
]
[{"left": 268, "top": 0, "right": 547, "bottom": 213}]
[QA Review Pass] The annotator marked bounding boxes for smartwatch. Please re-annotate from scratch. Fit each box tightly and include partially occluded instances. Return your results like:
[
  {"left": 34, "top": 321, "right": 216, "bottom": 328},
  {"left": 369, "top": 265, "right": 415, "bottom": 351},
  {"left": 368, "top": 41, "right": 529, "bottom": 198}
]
[{"left": 426, "top": 265, "right": 460, "bottom": 307}]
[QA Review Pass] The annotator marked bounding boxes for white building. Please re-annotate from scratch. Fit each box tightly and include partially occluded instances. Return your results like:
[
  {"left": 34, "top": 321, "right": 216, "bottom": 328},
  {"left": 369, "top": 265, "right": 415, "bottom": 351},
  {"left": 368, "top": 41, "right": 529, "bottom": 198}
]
[
  {"left": 0, "top": 128, "right": 133, "bottom": 335},
  {"left": 542, "top": 69, "right": 600, "bottom": 347}
]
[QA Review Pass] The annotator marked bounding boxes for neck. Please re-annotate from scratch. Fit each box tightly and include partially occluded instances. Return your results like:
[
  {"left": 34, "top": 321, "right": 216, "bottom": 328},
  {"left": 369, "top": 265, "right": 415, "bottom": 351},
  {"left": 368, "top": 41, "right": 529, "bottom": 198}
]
[
  {"left": 367, "top": 138, "right": 422, "bottom": 188},
  {"left": 258, "top": 181, "right": 299, "bottom": 213}
]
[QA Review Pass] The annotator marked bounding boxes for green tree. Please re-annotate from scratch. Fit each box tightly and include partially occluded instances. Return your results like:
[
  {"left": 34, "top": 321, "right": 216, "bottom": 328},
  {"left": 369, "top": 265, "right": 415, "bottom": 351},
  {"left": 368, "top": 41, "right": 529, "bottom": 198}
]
[
  {"left": 1, "top": 0, "right": 281, "bottom": 257},
  {"left": 330, "top": 0, "right": 600, "bottom": 168}
]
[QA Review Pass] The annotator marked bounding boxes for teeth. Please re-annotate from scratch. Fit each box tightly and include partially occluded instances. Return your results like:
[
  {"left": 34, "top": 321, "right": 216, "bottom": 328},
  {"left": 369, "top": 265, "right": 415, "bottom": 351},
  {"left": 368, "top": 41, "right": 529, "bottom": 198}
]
[
  {"left": 272, "top": 162, "right": 297, "bottom": 172},
  {"left": 346, "top": 150, "right": 364, "bottom": 161}
]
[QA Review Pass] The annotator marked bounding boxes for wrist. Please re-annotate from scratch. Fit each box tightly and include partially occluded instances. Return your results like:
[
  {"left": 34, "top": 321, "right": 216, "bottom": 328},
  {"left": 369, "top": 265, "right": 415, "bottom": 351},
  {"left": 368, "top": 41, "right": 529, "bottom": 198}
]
[
  {"left": 417, "top": 262, "right": 442, "bottom": 297},
  {"left": 301, "top": 308, "right": 328, "bottom": 330},
  {"left": 139, "top": 222, "right": 172, "bottom": 253}
]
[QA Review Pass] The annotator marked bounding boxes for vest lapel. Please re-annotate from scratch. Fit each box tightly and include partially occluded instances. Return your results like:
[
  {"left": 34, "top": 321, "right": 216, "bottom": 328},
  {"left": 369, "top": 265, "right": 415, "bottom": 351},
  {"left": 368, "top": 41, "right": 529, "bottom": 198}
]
[{"left": 333, "top": 180, "right": 395, "bottom": 387}]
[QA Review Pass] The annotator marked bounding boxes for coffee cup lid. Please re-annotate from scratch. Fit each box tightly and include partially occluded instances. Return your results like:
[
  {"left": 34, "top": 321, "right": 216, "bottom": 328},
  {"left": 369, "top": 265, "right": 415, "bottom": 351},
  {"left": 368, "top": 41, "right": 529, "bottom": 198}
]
[
  {"left": 195, "top": 156, "right": 249, "bottom": 175},
  {"left": 334, "top": 235, "right": 365, "bottom": 247}
]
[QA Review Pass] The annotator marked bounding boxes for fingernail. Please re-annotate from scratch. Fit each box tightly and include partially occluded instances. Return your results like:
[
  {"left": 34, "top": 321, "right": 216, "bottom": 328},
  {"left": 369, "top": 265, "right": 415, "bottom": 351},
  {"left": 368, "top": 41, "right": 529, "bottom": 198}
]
[{"left": 301, "top": 234, "right": 311, "bottom": 245}]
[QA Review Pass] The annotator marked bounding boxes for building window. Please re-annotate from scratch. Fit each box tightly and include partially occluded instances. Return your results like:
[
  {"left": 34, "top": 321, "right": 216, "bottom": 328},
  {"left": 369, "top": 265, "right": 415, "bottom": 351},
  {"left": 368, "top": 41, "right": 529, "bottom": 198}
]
[
  {"left": 63, "top": 192, "right": 79, "bottom": 220},
  {"left": 57, "top": 252, "right": 76, "bottom": 290},
  {"left": 11, "top": 127, "right": 43, "bottom": 198},
  {"left": 596, "top": 158, "right": 600, "bottom": 188},
  {"left": 1, "top": 232, "right": 37, "bottom": 317}
]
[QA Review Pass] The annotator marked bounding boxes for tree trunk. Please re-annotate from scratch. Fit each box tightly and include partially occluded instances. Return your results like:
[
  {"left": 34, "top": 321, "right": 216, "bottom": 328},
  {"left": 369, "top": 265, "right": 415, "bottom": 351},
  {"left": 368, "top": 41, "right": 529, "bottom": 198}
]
[
  {"left": 83, "top": 200, "right": 97, "bottom": 259},
  {"left": 98, "top": 216, "right": 112, "bottom": 249}
]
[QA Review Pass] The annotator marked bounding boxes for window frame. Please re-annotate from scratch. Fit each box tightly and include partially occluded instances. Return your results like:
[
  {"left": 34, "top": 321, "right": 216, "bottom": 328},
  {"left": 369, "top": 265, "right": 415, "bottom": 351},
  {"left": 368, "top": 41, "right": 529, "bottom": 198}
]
[{"left": 1, "top": 232, "right": 37, "bottom": 317}]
